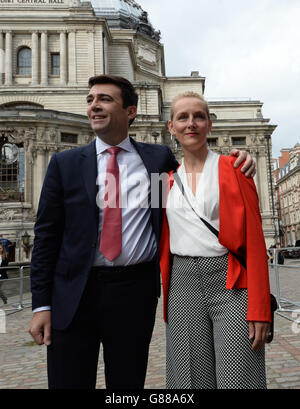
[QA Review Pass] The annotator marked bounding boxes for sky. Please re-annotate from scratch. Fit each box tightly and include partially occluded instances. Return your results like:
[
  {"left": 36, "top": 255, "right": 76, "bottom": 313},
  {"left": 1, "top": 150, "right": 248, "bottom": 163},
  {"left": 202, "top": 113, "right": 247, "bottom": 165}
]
[{"left": 138, "top": 0, "right": 300, "bottom": 159}]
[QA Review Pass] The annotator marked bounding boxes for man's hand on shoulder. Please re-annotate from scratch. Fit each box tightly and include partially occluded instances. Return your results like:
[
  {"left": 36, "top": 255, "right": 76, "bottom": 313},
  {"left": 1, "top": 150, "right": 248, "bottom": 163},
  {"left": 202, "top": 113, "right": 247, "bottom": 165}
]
[
  {"left": 28, "top": 310, "right": 52, "bottom": 346},
  {"left": 230, "top": 149, "right": 256, "bottom": 178}
]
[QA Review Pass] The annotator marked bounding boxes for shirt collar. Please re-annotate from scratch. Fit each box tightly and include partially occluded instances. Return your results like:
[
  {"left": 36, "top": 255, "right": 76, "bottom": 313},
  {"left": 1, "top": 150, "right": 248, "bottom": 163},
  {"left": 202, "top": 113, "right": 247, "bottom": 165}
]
[{"left": 96, "top": 136, "right": 134, "bottom": 155}]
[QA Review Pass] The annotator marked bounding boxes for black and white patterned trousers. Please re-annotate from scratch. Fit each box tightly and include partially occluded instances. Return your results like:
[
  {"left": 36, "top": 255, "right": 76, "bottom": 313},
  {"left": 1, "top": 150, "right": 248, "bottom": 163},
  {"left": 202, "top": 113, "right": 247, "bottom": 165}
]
[{"left": 166, "top": 254, "right": 267, "bottom": 389}]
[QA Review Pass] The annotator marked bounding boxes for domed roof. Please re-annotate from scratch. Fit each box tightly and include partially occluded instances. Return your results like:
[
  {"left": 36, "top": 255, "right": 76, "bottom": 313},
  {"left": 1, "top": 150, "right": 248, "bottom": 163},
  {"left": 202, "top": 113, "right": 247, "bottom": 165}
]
[{"left": 83, "top": 0, "right": 161, "bottom": 41}]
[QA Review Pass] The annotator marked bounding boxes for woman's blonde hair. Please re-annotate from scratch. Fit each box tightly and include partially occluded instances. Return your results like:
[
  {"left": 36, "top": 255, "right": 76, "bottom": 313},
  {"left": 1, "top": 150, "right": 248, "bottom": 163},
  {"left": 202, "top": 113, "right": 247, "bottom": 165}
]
[
  {"left": 0, "top": 245, "right": 7, "bottom": 260},
  {"left": 170, "top": 91, "right": 210, "bottom": 121}
]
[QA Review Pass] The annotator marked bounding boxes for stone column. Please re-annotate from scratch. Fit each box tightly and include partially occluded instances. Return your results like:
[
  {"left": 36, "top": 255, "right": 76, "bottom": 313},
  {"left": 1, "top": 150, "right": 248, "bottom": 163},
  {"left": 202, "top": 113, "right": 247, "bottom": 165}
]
[
  {"left": 87, "top": 30, "right": 95, "bottom": 78},
  {"left": 0, "top": 31, "right": 4, "bottom": 85},
  {"left": 60, "top": 30, "right": 67, "bottom": 85},
  {"left": 41, "top": 31, "right": 48, "bottom": 86},
  {"left": 68, "top": 30, "right": 77, "bottom": 85},
  {"left": 31, "top": 31, "right": 39, "bottom": 85},
  {"left": 33, "top": 147, "right": 46, "bottom": 212},
  {"left": 4, "top": 31, "right": 13, "bottom": 86}
]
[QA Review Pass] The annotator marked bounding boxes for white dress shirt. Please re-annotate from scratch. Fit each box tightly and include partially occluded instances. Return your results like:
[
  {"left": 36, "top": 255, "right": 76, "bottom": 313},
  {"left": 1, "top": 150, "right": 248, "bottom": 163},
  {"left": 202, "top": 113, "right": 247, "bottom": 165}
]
[
  {"left": 34, "top": 136, "right": 157, "bottom": 313},
  {"left": 94, "top": 135, "right": 157, "bottom": 266},
  {"left": 166, "top": 149, "right": 228, "bottom": 257}
]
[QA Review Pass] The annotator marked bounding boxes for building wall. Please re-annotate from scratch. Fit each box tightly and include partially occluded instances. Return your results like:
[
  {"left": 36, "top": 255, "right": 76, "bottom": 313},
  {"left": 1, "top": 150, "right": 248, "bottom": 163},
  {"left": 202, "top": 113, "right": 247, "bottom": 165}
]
[
  {"left": 0, "top": 0, "right": 277, "bottom": 260},
  {"left": 275, "top": 145, "right": 300, "bottom": 247}
]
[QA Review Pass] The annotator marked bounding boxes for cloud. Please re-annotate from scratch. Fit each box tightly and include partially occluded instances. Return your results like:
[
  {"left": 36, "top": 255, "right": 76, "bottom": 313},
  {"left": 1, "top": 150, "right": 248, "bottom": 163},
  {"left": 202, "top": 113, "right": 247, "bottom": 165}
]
[{"left": 138, "top": 0, "right": 300, "bottom": 157}]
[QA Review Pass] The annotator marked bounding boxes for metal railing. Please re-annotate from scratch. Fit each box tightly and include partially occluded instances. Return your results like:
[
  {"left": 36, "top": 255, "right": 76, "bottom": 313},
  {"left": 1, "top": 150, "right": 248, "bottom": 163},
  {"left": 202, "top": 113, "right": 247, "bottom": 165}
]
[
  {"left": 269, "top": 247, "right": 300, "bottom": 322},
  {"left": 0, "top": 263, "right": 31, "bottom": 315}
]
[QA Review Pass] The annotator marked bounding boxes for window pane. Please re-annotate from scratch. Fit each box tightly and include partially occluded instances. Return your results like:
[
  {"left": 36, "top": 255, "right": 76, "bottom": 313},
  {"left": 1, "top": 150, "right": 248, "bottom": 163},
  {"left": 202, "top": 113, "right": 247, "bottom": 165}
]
[
  {"left": 61, "top": 132, "right": 78, "bottom": 144},
  {"left": 232, "top": 137, "right": 246, "bottom": 146},
  {"left": 18, "top": 48, "right": 32, "bottom": 75},
  {"left": 51, "top": 54, "right": 60, "bottom": 75},
  {"left": 0, "top": 142, "right": 24, "bottom": 202},
  {"left": 207, "top": 138, "right": 218, "bottom": 147}
]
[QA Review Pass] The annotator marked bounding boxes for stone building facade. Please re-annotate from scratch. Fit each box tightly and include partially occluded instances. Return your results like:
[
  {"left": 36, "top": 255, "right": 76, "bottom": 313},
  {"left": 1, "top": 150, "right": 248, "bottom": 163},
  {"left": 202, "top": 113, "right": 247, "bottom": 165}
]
[
  {"left": 0, "top": 0, "right": 276, "bottom": 261},
  {"left": 274, "top": 144, "right": 300, "bottom": 247}
]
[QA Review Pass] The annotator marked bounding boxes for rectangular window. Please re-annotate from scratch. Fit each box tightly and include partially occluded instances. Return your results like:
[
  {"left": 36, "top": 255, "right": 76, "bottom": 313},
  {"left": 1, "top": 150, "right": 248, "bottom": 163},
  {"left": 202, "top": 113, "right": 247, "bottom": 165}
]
[
  {"left": 232, "top": 137, "right": 246, "bottom": 146},
  {"left": 207, "top": 138, "right": 218, "bottom": 147},
  {"left": 61, "top": 132, "right": 78, "bottom": 144},
  {"left": 51, "top": 53, "right": 60, "bottom": 75}
]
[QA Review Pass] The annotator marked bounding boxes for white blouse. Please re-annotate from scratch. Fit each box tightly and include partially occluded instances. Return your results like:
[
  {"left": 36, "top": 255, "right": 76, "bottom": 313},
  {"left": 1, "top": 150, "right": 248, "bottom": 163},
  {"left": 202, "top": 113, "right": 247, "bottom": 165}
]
[{"left": 166, "top": 149, "right": 228, "bottom": 257}]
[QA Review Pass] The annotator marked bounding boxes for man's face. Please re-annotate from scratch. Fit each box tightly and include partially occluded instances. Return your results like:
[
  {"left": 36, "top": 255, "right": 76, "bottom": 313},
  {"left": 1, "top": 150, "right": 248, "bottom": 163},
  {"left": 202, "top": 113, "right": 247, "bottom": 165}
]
[{"left": 86, "top": 83, "right": 136, "bottom": 141}]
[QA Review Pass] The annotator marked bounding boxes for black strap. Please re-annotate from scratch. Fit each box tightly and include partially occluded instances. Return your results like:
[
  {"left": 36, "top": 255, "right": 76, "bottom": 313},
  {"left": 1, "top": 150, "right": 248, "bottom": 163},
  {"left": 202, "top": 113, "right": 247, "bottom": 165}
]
[{"left": 172, "top": 171, "right": 219, "bottom": 238}]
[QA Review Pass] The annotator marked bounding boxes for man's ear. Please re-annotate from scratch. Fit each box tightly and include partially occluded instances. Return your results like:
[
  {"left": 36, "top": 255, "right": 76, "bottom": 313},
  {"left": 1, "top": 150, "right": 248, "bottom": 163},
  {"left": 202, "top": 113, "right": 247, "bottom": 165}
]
[{"left": 127, "top": 106, "right": 137, "bottom": 121}]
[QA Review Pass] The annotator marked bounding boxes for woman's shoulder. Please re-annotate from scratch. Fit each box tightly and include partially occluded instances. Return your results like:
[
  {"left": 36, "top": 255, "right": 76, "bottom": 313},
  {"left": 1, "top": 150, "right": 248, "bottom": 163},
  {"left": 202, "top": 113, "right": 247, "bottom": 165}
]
[
  {"left": 218, "top": 155, "right": 237, "bottom": 176},
  {"left": 219, "top": 155, "right": 247, "bottom": 177},
  {"left": 219, "top": 154, "right": 237, "bottom": 166}
]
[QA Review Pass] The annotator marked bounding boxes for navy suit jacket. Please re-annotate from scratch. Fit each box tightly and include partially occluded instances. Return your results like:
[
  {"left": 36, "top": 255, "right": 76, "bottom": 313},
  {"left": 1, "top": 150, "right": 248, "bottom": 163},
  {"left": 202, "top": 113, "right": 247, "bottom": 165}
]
[{"left": 30, "top": 138, "right": 179, "bottom": 329}]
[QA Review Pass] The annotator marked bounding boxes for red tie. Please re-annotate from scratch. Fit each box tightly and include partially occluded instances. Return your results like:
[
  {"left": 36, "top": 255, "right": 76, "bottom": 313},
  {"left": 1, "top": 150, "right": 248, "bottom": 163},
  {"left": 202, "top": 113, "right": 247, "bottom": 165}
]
[{"left": 100, "top": 147, "right": 122, "bottom": 261}]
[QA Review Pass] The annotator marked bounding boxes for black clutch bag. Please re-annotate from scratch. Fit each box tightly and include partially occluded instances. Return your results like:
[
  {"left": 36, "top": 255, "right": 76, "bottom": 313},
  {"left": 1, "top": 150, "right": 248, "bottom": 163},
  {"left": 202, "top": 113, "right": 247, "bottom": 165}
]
[{"left": 266, "top": 294, "right": 278, "bottom": 343}]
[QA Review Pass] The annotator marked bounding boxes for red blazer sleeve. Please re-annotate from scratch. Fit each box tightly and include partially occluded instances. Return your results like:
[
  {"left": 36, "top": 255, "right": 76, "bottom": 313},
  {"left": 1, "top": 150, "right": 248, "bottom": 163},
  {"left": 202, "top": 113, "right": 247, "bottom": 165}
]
[
  {"left": 159, "top": 171, "right": 175, "bottom": 322},
  {"left": 225, "top": 157, "right": 271, "bottom": 322}
]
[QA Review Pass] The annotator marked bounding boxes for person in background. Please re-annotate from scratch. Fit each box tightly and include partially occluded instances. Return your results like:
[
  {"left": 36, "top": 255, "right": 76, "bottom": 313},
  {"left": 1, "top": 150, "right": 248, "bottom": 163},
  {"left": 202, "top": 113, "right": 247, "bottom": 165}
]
[
  {"left": 159, "top": 91, "right": 271, "bottom": 389},
  {"left": 0, "top": 235, "right": 13, "bottom": 258},
  {"left": 0, "top": 244, "right": 9, "bottom": 304},
  {"left": 275, "top": 243, "right": 285, "bottom": 265}
]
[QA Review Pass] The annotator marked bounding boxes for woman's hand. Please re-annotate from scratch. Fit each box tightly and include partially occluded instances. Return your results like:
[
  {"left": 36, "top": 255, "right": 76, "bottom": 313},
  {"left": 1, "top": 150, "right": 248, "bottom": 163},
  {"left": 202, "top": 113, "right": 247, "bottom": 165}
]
[
  {"left": 248, "top": 321, "right": 271, "bottom": 351},
  {"left": 230, "top": 149, "right": 256, "bottom": 178}
]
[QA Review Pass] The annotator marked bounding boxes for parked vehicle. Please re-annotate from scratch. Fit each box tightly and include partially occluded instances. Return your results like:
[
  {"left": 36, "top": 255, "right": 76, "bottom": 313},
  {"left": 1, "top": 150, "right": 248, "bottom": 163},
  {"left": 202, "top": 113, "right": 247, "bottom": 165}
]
[{"left": 282, "top": 247, "right": 300, "bottom": 259}]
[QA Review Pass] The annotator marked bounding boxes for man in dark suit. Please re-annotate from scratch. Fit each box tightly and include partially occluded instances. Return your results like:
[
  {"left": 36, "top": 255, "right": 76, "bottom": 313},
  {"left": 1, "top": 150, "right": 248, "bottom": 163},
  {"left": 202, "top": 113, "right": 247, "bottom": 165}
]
[{"left": 28, "top": 75, "right": 255, "bottom": 389}]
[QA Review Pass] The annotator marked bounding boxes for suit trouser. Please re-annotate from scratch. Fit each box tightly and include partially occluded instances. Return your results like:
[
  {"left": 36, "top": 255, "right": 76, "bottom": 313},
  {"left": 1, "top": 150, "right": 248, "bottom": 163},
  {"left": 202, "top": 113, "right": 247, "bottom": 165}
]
[{"left": 47, "top": 263, "right": 158, "bottom": 389}]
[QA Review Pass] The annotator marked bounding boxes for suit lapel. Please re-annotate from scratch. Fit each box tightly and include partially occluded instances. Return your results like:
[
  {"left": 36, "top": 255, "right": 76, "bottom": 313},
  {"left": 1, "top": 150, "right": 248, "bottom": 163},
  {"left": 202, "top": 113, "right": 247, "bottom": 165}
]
[
  {"left": 130, "top": 137, "right": 159, "bottom": 176},
  {"left": 130, "top": 138, "right": 162, "bottom": 243},
  {"left": 80, "top": 139, "right": 98, "bottom": 209}
]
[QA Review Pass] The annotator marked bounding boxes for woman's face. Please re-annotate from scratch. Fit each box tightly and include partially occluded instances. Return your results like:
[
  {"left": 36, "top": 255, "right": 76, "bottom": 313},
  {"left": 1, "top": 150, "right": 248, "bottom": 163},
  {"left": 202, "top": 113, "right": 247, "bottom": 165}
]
[{"left": 168, "top": 97, "right": 212, "bottom": 153}]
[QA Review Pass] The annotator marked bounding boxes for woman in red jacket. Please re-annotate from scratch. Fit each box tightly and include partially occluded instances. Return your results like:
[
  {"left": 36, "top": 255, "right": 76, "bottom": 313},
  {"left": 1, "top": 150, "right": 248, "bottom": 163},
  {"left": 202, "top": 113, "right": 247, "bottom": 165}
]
[{"left": 159, "top": 92, "right": 271, "bottom": 389}]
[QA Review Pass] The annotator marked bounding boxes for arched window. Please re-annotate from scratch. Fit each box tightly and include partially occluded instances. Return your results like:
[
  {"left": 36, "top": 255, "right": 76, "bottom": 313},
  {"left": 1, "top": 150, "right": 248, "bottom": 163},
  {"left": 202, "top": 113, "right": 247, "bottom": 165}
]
[
  {"left": 0, "top": 136, "right": 24, "bottom": 202},
  {"left": 0, "top": 102, "right": 44, "bottom": 110},
  {"left": 17, "top": 47, "right": 32, "bottom": 75}
]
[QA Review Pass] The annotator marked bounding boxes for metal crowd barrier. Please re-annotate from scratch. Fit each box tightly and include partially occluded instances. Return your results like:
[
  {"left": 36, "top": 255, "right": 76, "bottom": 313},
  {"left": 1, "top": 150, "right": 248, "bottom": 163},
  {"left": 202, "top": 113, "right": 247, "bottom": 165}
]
[
  {"left": 270, "top": 247, "right": 300, "bottom": 322},
  {"left": 0, "top": 264, "right": 31, "bottom": 315}
]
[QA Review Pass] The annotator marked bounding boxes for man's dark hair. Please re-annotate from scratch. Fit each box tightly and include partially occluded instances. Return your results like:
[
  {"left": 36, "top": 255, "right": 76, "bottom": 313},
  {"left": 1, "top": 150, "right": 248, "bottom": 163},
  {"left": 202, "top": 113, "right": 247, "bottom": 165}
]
[
  {"left": 88, "top": 75, "right": 138, "bottom": 108},
  {"left": 88, "top": 75, "right": 138, "bottom": 126}
]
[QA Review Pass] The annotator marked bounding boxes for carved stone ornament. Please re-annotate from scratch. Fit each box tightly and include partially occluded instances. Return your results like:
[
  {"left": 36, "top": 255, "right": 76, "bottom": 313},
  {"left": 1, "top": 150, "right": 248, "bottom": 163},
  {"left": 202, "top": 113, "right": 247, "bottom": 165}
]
[
  {"left": 137, "top": 43, "right": 157, "bottom": 66},
  {"left": 125, "top": 0, "right": 142, "bottom": 10},
  {"left": 22, "top": 207, "right": 36, "bottom": 222},
  {"left": 250, "top": 133, "right": 257, "bottom": 144},
  {"left": 0, "top": 208, "right": 16, "bottom": 222},
  {"left": 222, "top": 133, "right": 229, "bottom": 144}
]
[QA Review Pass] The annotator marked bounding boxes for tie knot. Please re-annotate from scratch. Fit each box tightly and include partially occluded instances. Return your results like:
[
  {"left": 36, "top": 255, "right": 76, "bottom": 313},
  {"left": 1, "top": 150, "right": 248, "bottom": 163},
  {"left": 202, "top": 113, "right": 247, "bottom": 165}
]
[{"left": 107, "top": 147, "right": 122, "bottom": 156}]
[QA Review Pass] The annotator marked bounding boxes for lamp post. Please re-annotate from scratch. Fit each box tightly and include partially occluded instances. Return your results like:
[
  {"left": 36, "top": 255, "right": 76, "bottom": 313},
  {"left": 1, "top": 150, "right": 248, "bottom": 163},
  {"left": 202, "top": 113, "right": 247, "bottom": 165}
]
[
  {"left": 151, "top": 131, "right": 159, "bottom": 144},
  {"left": 266, "top": 134, "right": 278, "bottom": 243}
]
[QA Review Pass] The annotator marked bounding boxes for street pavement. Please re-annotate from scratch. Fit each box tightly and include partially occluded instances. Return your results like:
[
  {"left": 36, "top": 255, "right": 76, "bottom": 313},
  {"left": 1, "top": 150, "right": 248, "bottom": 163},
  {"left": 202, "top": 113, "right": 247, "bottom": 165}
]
[{"left": 0, "top": 259, "right": 299, "bottom": 389}]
